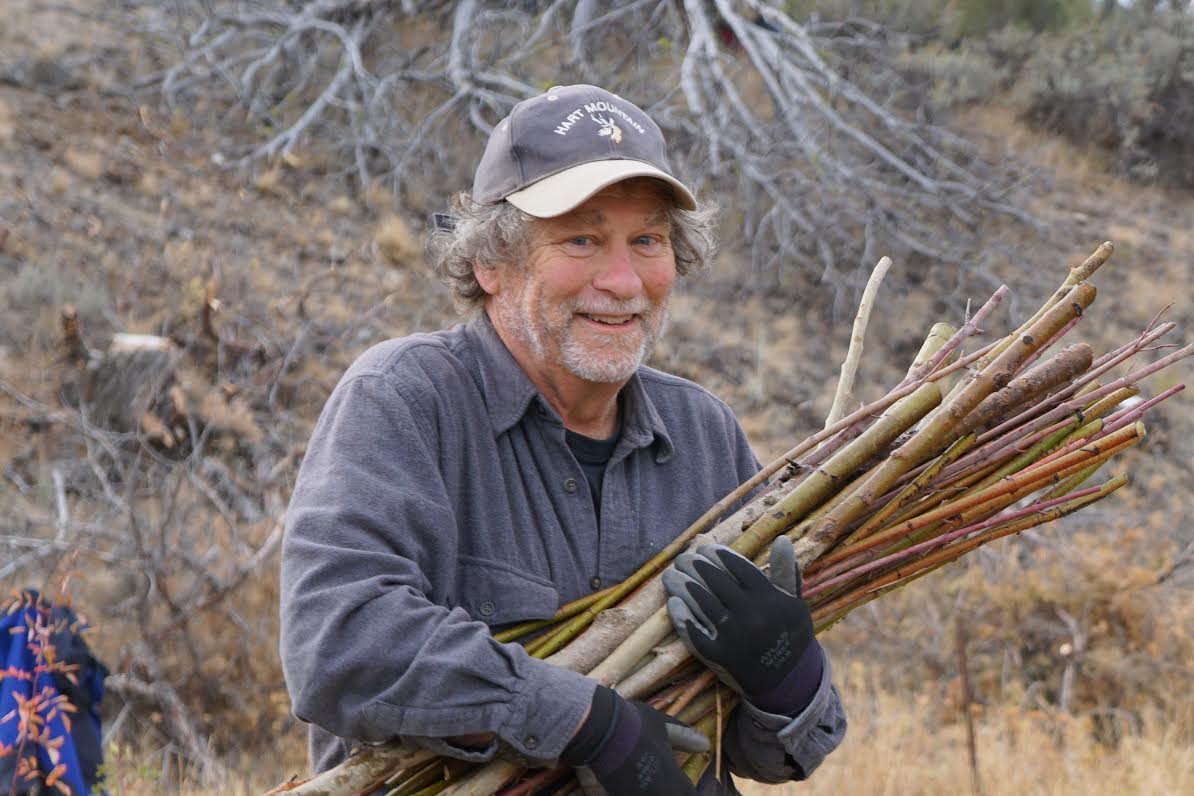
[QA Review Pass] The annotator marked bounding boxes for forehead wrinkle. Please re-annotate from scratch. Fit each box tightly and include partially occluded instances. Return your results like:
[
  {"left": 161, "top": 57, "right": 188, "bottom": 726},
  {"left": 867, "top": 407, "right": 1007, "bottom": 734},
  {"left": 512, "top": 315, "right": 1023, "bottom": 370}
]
[
  {"left": 538, "top": 191, "right": 674, "bottom": 237},
  {"left": 565, "top": 206, "right": 670, "bottom": 230},
  {"left": 568, "top": 208, "right": 606, "bottom": 227},
  {"left": 644, "top": 207, "right": 671, "bottom": 228}
]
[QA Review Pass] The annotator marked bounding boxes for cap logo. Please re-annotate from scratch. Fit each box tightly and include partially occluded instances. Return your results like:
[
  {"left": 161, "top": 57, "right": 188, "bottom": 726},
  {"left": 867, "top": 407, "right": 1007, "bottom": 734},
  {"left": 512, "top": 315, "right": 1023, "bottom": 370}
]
[
  {"left": 552, "top": 100, "right": 647, "bottom": 138},
  {"left": 591, "top": 114, "right": 622, "bottom": 143}
]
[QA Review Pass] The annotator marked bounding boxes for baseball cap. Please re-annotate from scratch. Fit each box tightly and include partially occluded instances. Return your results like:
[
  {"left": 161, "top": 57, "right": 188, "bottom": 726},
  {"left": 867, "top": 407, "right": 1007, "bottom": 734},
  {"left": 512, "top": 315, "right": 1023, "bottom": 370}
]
[{"left": 472, "top": 84, "right": 697, "bottom": 218}]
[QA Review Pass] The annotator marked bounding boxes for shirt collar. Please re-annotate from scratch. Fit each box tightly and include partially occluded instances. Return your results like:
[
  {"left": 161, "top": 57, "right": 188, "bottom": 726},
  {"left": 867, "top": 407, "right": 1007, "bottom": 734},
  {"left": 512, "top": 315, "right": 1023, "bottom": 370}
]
[
  {"left": 465, "top": 313, "right": 540, "bottom": 435},
  {"left": 464, "top": 313, "right": 674, "bottom": 461},
  {"left": 618, "top": 370, "right": 674, "bottom": 463}
]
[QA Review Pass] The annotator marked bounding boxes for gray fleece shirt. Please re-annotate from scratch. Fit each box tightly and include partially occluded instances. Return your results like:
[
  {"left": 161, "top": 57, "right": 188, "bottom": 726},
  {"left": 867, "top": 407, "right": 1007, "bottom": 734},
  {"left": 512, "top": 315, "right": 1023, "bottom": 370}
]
[{"left": 279, "top": 314, "right": 846, "bottom": 793}]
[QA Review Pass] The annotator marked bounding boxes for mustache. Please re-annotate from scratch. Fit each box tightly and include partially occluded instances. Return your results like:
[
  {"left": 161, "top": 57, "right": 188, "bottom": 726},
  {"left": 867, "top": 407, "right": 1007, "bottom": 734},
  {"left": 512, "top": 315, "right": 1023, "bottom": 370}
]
[{"left": 567, "top": 298, "right": 654, "bottom": 315}]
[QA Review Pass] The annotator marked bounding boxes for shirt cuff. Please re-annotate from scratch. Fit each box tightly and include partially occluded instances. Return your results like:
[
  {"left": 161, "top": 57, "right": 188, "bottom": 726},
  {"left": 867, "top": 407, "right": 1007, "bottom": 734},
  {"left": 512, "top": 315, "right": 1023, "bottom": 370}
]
[
  {"left": 742, "top": 644, "right": 844, "bottom": 767},
  {"left": 499, "top": 653, "right": 598, "bottom": 764},
  {"left": 409, "top": 735, "right": 500, "bottom": 763}
]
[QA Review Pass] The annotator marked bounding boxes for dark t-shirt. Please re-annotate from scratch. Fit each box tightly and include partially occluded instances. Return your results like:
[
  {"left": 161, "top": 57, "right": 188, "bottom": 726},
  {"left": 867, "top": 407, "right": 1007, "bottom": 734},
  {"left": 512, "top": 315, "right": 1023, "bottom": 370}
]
[{"left": 565, "top": 428, "right": 619, "bottom": 523}]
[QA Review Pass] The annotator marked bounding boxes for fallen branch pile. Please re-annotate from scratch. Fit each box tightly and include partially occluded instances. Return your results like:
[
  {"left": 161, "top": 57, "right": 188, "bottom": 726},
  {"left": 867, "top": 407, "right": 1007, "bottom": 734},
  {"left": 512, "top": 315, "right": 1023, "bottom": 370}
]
[
  {"left": 120, "top": 0, "right": 1033, "bottom": 306},
  {"left": 275, "top": 241, "right": 1191, "bottom": 796}
]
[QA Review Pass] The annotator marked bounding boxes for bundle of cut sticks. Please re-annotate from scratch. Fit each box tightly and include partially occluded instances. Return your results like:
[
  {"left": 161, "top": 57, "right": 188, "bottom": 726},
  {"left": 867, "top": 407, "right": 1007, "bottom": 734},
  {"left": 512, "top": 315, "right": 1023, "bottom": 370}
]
[{"left": 278, "top": 241, "right": 1190, "bottom": 796}]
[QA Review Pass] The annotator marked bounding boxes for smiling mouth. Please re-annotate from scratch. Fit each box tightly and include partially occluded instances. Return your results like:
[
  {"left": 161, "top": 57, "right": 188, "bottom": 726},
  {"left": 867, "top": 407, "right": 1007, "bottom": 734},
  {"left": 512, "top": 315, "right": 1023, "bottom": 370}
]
[{"left": 578, "top": 313, "right": 637, "bottom": 327}]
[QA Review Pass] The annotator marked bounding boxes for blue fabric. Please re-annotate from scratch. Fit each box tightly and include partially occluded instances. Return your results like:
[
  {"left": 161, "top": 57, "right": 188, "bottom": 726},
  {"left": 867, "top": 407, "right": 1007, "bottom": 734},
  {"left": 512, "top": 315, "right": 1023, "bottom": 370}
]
[{"left": 0, "top": 591, "right": 106, "bottom": 795}]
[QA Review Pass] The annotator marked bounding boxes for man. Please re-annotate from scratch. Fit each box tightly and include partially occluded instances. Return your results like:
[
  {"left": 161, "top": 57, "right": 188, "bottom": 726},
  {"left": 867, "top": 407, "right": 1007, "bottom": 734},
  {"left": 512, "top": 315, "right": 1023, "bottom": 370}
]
[{"left": 280, "top": 84, "right": 846, "bottom": 794}]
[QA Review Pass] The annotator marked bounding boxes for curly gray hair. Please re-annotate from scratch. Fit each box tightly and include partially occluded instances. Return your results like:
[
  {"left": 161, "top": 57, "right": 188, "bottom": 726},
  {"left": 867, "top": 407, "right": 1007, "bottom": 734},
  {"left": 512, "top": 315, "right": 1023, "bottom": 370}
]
[{"left": 429, "top": 180, "right": 718, "bottom": 311}]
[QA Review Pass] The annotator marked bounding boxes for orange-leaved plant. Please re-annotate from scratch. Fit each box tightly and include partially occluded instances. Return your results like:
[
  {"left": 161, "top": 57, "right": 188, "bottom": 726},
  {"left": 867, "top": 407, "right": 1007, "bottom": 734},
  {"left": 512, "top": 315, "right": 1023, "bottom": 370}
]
[{"left": 1, "top": 588, "right": 84, "bottom": 796}]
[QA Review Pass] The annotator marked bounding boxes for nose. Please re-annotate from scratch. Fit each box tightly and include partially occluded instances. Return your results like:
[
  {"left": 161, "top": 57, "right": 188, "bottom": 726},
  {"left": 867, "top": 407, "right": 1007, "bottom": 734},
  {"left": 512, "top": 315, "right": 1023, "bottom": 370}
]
[{"left": 591, "top": 243, "right": 643, "bottom": 300}]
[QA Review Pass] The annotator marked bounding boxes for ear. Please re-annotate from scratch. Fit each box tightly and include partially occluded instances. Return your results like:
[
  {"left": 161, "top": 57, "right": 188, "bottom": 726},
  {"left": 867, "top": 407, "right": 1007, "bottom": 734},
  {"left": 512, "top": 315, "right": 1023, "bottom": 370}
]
[{"left": 473, "top": 263, "right": 502, "bottom": 296}]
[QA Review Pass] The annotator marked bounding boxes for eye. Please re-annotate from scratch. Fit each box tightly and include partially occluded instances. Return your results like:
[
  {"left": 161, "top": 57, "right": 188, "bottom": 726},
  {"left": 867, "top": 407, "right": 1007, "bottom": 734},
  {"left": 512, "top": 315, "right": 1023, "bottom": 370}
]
[
  {"left": 561, "top": 235, "right": 598, "bottom": 253},
  {"left": 633, "top": 234, "right": 668, "bottom": 253}
]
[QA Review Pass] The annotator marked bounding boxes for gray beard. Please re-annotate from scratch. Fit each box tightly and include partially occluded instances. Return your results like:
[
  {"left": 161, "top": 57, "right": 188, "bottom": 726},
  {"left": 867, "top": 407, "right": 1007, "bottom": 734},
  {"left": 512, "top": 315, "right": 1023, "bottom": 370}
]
[
  {"left": 500, "top": 300, "right": 668, "bottom": 384},
  {"left": 559, "top": 330, "right": 648, "bottom": 383}
]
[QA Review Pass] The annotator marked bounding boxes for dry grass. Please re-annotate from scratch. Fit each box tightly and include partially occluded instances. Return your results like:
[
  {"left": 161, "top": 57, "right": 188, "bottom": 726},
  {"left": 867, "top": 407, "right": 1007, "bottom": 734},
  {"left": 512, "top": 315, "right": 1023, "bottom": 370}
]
[
  {"left": 736, "top": 660, "right": 1194, "bottom": 796},
  {"left": 102, "top": 668, "right": 1194, "bottom": 795},
  {"left": 374, "top": 213, "right": 421, "bottom": 267},
  {"left": 954, "top": 104, "right": 1117, "bottom": 191},
  {"left": 101, "top": 737, "right": 308, "bottom": 795}
]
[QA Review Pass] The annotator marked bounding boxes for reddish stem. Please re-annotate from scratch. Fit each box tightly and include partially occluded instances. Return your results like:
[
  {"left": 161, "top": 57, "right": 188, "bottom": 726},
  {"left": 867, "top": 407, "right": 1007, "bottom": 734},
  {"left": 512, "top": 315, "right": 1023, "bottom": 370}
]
[{"left": 805, "top": 485, "right": 1103, "bottom": 598}]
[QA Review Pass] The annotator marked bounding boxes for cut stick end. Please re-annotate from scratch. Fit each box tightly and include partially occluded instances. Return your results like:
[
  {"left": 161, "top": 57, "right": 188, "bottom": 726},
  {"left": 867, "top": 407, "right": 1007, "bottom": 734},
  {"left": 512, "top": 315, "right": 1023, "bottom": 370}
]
[
  {"left": 1070, "top": 241, "right": 1115, "bottom": 282},
  {"left": 1072, "top": 281, "right": 1098, "bottom": 307}
]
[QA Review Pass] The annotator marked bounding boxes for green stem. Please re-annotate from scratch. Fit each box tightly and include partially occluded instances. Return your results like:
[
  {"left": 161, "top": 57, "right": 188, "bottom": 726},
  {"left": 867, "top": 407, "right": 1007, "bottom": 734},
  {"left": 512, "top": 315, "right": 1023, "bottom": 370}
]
[
  {"left": 588, "top": 383, "right": 942, "bottom": 686},
  {"left": 837, "top": 433, "right": 976, "bottom": 547},
  {"left": 493, "top": 585, "right": 618, "bottom": 644},
  {"left": 385, "top": 759, "right": 443, "bottom": 796},
  {"left": 811, "top": 474, "right": 1127, "bottom": 624},
  {"left": 1041, "top": 460, "right": 1107, "bottom": 500},
  {"left": 733, "top": 382, "right": 943, "bottom": 559},
  {"left": 819, "top": 422, "right": 1141, "bottom": 569},
  {"left": 797, "top": 283, "right": 1098, "bottom": 566},
  {"left": 968, "top": 419, "right": 1090, "bottom": 493}
]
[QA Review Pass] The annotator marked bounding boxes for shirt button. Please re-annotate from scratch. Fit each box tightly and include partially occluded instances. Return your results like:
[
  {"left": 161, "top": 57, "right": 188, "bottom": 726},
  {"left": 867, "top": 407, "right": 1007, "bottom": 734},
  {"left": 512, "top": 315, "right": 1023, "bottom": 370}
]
[
  {"left": 479, "top": 601, "right": 495, "bottom": 617},
  {"left": 525, "top": 735, "right": 538, "bottom": 749},
  {"left": 590, "top": 576, "right": 602, "bottom": 590},
  {"left": 563, "top": 478, "right": 579, "bottom": 493}
]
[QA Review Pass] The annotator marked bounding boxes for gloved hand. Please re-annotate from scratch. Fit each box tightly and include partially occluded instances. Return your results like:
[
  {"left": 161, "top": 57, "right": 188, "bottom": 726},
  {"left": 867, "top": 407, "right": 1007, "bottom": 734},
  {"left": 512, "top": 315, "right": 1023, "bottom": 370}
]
[
  {"left": 663, "top": 537, "right": 823, "bottom": 715},
  {"left": 562, "top": 684, "right": 709, "bottom": 796}
]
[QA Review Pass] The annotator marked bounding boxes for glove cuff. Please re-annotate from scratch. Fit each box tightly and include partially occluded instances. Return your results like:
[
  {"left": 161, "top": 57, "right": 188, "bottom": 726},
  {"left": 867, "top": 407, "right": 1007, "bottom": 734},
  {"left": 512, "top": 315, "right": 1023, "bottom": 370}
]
[
  {"left": 561, "top": 685, "right": 645, "bottom": 779},
  {"left": 562, "top": 684, "right": 617, "bottom": 765},
  {"left": 587, "top": 698, "right": 642, "bottom": 778},
  {"left": 749, "top": 638, "right": 824, "bottom": 715}
]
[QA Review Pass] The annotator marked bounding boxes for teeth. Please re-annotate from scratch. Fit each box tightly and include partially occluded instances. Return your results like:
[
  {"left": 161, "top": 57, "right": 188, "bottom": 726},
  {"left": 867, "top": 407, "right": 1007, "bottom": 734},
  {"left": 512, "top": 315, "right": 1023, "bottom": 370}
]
[{"left": 583, "top": 314, "right": 632, "bottom": 325}]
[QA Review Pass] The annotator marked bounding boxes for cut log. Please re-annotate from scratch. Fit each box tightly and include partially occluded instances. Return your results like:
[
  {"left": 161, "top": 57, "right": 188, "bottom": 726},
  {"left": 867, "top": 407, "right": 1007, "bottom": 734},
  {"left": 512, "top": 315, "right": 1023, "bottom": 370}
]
[{"left": 83, "top": 333, "right": 179, "bottom": 432}]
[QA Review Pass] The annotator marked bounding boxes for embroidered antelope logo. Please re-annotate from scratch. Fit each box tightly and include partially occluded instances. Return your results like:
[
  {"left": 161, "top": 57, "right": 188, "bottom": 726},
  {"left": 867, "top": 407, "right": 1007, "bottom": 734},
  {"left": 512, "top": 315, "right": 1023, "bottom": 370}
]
[{"left": 590, "top": 114, "right": 623, "bottom": 144}]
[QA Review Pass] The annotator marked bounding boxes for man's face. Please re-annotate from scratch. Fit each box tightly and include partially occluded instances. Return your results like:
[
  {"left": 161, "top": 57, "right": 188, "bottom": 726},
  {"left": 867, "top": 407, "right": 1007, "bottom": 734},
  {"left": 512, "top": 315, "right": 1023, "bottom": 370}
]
[{"left": 487, "top": 181, "right": 677, "bottom": 385}]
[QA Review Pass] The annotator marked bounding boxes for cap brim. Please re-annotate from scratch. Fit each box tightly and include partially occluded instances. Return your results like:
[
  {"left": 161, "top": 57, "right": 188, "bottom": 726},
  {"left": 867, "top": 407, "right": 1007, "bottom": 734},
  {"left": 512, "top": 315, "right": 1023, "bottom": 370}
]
[{"left": 505, "top": 160, "right": 697, "bottom": 218}]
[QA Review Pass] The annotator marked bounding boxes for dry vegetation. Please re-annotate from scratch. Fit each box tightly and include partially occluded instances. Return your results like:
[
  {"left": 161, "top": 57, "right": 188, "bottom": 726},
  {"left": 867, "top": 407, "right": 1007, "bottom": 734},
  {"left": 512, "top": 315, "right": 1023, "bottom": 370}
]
[
  {"left": 738, "top": 662, "right": 1194, "bottom": 795},
  {"left": 2, "top": 1, "right": 1193, "bottom": 794}
]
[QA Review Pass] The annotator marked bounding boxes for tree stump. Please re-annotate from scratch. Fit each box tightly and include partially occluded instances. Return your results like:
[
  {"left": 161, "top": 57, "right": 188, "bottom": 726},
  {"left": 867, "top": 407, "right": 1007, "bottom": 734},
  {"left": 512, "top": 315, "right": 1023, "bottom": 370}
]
[{"left": 83, "top": 333, "right": 179, "bottom": 432}]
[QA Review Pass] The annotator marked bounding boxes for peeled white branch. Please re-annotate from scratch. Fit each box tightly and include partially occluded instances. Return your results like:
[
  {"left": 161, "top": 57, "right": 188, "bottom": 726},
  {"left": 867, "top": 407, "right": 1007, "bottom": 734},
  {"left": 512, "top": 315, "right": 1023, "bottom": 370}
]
[{"left": 824, "top": 256, "right": 892, "bottom": 431}]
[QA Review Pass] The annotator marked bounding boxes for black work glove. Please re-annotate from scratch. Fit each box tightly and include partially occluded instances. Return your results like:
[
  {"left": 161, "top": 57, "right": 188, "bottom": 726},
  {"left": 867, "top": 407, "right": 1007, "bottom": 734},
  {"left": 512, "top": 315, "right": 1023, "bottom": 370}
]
[
  {"left": 562, "top": 684, "right": 709, "bottom": 796},
  {"left": 663, "top": 537, "right": 823, "bottom": 715}
]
